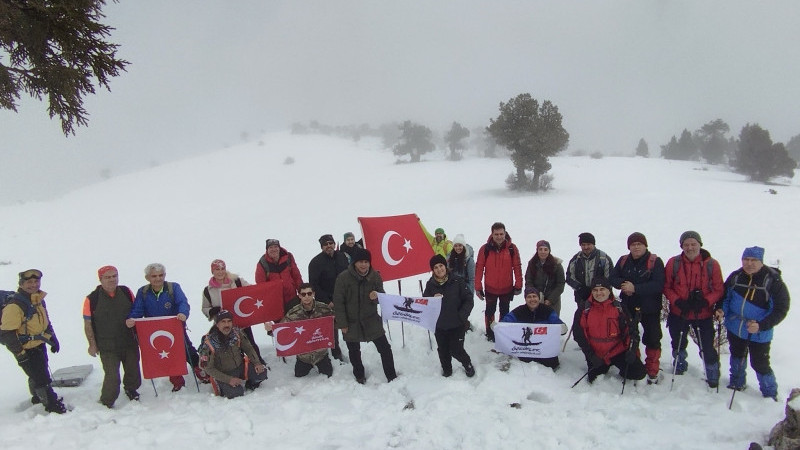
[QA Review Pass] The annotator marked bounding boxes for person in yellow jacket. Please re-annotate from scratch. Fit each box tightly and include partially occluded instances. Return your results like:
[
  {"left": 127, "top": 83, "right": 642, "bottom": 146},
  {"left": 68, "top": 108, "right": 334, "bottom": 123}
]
[
  {"left": 0, "top": 269, "right": 67, "bottom": 413},
  {"left": 422, "top": 223, "right": 454, "bottom": 258}
]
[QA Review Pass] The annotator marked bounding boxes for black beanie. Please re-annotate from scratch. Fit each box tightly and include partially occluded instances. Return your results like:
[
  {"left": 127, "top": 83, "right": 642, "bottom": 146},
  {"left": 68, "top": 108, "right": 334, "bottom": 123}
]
[
  {"left": 578, "top": 232, "right": 596, "bottom": 245},
  {"left": 627, "top": 232, "right": 648, "bottom": 248},
  {"left": 429, "top": 254, "right": 447, "bottom": 270},
  {"left": 590, "top": 276, "right": 611, "bottom": 290},
  {"left": 352, "top": 248, "right": 371, "bottom": 263},
  {"left": 319, "top": 234, "right": 335, "bottom": 247}
]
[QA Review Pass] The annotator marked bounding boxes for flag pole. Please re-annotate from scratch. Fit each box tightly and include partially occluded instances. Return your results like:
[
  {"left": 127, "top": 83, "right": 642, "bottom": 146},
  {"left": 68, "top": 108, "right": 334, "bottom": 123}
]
[
  {"left": 151, "top": 379, "right": 158, "bottom": 397},
  {"left": 418, "top": 279, "right": 433, "bottom": 350},
  {"left": 398, "top": 280, "right": 406, "bottom": 348}
]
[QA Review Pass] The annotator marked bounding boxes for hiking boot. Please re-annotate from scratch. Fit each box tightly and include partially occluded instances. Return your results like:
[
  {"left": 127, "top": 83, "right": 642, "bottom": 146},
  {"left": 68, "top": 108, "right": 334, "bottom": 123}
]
[
  {"left": 442, "top": 367, "right": 453, "bottom": 377},
  {"left": 45, "top": 397, "right": 68, "bottom": 414},
  {"left": 647, "top": 373, "right": 662, "bottom": 385},
  {"left": 464, "top": 363, "right": 476, "bottom": 378},
  {"left": 30, "top": 395, "right": 41, "bottom": 405},
  {"left": 727, "top": 383, "right": 746, "bottom": 392},
  {"left": 125, "top": 389, "right": 140, "bottom": 401},
  {"left": 355, "top": 377, "right": 366, "bottom": 385},
  {"left": 170, "top": 375, "right": 185, "bottom": 392},
  {"left": 486, "top": 332, "right": 495, "bottom": 343},
  {"left": 707, "top": 380, "right": 719, "bottom": 389},
  {"left": 331, "top": 348, "right": 344, "bottom": 361}
]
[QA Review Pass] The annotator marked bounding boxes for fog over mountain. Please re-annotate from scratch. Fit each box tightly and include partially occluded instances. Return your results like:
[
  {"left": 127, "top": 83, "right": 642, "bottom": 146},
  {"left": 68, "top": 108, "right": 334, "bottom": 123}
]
[{"left": 1, "top": 1, "right": 798, "bottom": 204}]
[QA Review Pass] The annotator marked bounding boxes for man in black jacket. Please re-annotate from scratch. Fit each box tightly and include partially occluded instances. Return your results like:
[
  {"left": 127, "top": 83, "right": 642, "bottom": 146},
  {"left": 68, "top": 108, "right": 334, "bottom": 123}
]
[{"left": 308, "top": 234, "right": 349, "bottom": 361}]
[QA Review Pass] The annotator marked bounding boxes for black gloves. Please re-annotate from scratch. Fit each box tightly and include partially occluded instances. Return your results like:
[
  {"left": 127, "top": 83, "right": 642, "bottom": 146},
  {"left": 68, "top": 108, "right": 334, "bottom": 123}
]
[
  {"left": 625, "top": 349, "right": 637, "bottom": 364},
  {"left": 589, "top": 354, "right": 605, "bottom": 369},
  {"left": 687, "top": 289, "right": 706, "bottom": 313},
  {"left": 476, "top": 290, "right": 485, "bottom": 300},
  {"left": 674, "top": 299, "right": 688, "bottom": 315},
  {"left": 513, "top": 288, "right": 522, "bottom": 296},
  {"left": 49, "top": 335, "right": 60, "bottom": 353},
  {"left": 209, "top": 306, "right": 221, "bottom": 320}
]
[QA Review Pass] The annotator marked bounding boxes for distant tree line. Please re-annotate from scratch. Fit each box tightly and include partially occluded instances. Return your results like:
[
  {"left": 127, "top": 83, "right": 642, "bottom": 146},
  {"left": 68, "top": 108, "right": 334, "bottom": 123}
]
[{"left": 636, "top": 119, "right": 797, "bottom": 182}]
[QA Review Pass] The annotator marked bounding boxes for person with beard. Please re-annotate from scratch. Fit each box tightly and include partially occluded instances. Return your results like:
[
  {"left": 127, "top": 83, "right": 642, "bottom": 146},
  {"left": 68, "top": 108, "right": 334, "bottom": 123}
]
[
  {"left": 308, "top": 234, "right": 349, "bottom": 361},
  {"left": 202, "top": 310, "right": 268, "bottom": 399}
]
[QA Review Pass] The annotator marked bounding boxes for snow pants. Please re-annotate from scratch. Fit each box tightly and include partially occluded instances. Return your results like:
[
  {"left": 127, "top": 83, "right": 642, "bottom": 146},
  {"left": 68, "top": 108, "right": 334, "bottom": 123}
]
[
  {"left": 346, "top": 335, "right": 397, "bottom": 382},
  {"left": 434, "top": 326, "right": 472, "bottom": 372}
]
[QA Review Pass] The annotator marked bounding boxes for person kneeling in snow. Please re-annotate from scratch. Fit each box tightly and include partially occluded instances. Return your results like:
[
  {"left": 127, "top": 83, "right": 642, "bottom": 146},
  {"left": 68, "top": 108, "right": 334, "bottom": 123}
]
[
  {"left": 499, "top": 286, "right": 563, "bottom": 370},
  {"left": 202, "top": 310, "right": 268, "bottom": 399},
  {"left": 574, "top": 277, "right": 646, "bottom": 383}
]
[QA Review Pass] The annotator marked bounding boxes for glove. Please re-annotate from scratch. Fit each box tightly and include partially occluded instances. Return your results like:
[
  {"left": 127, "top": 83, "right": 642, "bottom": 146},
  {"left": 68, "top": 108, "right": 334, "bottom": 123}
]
[
  {"left": 513, "top": 288, "right": 522, "bottom": 296},
  {"left": 674, "top": 299, "right": 688, "bottom": 315},
  {"left": 625, "top": 349, "right": 637, "bottom": 364},
  {"left": 49, "top": 335, "right": 60, "bottom": 354},
  {"left": 589, "top": 354, "right": 605, "bottom": 369},
  {"left": 476, "top": 290, "right": 485, "bottom": 300},
  {"left": 208, "top": 306, "right": 221, "bottom": 319},
  {"left": 687, "top": 290, "right": 706, "bottom": 313}
]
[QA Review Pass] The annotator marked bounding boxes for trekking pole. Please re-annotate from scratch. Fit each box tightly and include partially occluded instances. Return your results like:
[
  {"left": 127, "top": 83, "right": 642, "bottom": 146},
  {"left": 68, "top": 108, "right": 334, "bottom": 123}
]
[
  {"left": 399, "top": 280, "right": 406, "bottom": 349},
  {"left": 571, "top": 369, "right": 591, "bottom": 388},
  {"left": 418, "top": 279, "right": 433, "bottom": 351},
  {"left": 715, "top": 318, "right": 722, "bottom": 394},
  {"left": 561, "top": 326, "right": 573, "bottom": 352},
  {"left": 621, "top": 308, "right": 641, "bottom": 396},
  {"left": 669, "top": 326, "right": 687, "bottom": 392},
  {"left": 728, "top": 334, "right": 751, "bottom": 410},
  {"left": 694, "top": 323, "right": 710, "bottom": 389},
  {"left": 184, "top": 337, "right": 201, "bottom": 392},
  {"left": 151, "top": 379, "right": 158, "bottom": 397}
]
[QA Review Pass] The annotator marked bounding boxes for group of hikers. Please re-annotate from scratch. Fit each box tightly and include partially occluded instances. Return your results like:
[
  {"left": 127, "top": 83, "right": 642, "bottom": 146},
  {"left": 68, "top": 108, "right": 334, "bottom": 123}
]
[{"left": 0, "top": 224, "right": 790, "bottom": 414}]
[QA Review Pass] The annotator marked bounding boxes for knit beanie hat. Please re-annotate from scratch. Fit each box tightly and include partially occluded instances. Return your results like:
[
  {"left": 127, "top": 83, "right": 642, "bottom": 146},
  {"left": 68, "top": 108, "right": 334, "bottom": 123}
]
[
  {"left": 453, "top": 234, "right": 466, "bottom": 246},
  {"left": 266, "top": 238, "right": 280, "bottom": 249},
  {"left": 352, "top": 248, "right": 371, "bottom": 263},
  {"left": 435, "top": 228, "right": 445, "bottom": 236},
  {"left": 742, "top": 246, "right": 765, "bottom": 261},
  {"left": 343, "top": 232, "right": 355, "bottom": 240},
  {"left": 429, "top": 254, "right": 447, "bottom": 270},
  {"left": 679, "top": 231, "right": 702, "bottom": 247},
  {"left": 97, "top": 265, "right": 117, "bottom": 279},
  {"left": 210, "top": 259, "right": 226, "bottom": 272},
  {"left": 215, "top": 309, "right": 233, "bottom": 324},
  {"left": 524, "top": 286, "right": 540, "bottom": 297},
  {"left": 578, "top": 232, "right": 596, "bottom": 245},
  {"left": 590, "top": 276, "right": 611, "bottom": 290},
  {"left": 536, "top": 240, "right": 551, "bottom": 250},
  {"left": 627, "top": 232, "right": 648, "bottom": 248},
  {"left": 319, "top": 234, "right": 335, "bottom": 247}
]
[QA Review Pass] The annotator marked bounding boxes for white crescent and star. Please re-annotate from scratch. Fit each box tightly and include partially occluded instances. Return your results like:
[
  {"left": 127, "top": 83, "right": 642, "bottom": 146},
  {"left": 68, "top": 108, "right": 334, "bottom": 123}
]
[
  {"left": 273, "top": 326, "right": 298, "bottom": 351},
  {"left": 381, "top": 231, "right": 413, "bottom": 266},
  {"left": 233, "top": 296, "right": 264, "bottom": 317},
  {"left": 149, "top": 330, "right": 175, "bottom": 359}
]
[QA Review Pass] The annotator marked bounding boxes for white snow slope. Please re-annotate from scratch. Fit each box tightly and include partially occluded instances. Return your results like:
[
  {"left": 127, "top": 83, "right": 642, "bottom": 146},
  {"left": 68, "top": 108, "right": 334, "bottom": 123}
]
[{"left": 0, "top": 133, "right": 796, "bottom": 450}]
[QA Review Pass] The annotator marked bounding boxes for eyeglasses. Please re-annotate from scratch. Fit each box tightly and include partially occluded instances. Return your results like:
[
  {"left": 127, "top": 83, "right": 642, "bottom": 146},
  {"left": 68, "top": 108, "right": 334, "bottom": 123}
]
[
  {"left": 19, "top": 269, "right": 42, "bottom": 281},
  {"left": 298, "top": 292, "right": 314, "bottom": 297}
]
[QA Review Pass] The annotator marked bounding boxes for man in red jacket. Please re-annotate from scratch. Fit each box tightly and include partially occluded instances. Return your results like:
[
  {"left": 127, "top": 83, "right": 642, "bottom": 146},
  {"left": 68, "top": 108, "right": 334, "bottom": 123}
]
[
  {"left": 474, "top": 222, "right": 522, "bottom": 342},
  {"left": 663, "top": 231, "right": 724, "bottom": 388},
  {"left": 255, "top": 238, "right": 304, "bottom": 307}
]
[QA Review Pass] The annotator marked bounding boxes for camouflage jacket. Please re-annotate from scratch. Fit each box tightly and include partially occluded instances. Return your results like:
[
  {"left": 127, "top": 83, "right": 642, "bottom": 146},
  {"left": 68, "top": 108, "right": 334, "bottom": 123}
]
[{"left": 283, "top": 301, "right": 334, "bottom": 365}]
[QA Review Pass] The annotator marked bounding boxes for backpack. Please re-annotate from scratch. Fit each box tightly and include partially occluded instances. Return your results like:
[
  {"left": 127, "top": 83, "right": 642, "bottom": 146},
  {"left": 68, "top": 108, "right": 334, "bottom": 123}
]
[
  {"left": 198, "top": 327, "right": 242, "bottom": 370},
  {"left": 671, "top": 257, "right": 715, "bottom": 291},
  {"left": 483, "top": 242, "right": 516, "bottom": 261},
  {"left": 202, "top": 278, "right": 243, "bottom": 303},
  {"left": 140, "top": 282, "right": 175, "bottom": 301},
  {"left": 259, "top": 254, "right": 294, "bottom": 278},
  {"left": 86, "top": 286, "right": 135, "bottom": 334},
  {"left": 619, "top": 253, "right": 658, "bottom": 273},
  {"left": 0, "top": 290, "right": 36, "bottom": 326}
]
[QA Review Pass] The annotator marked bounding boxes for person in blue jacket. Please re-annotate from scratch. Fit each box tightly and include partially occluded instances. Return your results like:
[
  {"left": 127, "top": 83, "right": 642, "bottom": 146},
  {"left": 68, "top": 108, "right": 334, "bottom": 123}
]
[
  {"left": 720, "top": 246, "right": 790, "bottom": 400},
  {"left": 499, "top": 286, "right": 564, "bottom": 369},
  {"left": 126, "top": 263, "right": 207, "bottom": 391}
]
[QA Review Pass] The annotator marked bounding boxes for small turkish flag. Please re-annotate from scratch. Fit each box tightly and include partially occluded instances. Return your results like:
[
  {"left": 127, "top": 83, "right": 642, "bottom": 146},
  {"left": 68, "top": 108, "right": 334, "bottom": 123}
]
[
  {"left": 358, "top": 214, "right": 434, "bottom": 281},
  {"left": 272, "top": 316, "right": 334, "bottom": 357},
  {"left": 134, "top": 316, "right": 188, "bottom": 379},
  {"left": 534, "top": 327, "right": 548, "bottom": 335},
  {"left": 221, "top": 281, "right": 284, "bottom": 328}
]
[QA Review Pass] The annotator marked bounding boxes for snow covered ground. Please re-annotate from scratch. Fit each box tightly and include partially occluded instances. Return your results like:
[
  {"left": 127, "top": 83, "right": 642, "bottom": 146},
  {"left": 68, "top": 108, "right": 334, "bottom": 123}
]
[{"left": 0, "top": 133, "right": 796, "bottom": 449}]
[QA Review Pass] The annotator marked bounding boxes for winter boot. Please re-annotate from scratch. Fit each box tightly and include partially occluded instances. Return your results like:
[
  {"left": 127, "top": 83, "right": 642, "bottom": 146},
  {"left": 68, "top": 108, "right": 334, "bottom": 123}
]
[
  {"left": 727, "top": 355, "right": 747, "bottom": 390},
  {"left": 672, "top": 350, "right": 688, "bottom": 375},
  {"left": 484, "top": 315, "right": 495, "bottom": 342},
  {"left": 442, "top": 366, "right": 453, "bottom": 377},
  {"left": 705, "top": 361, "right": 720, "bottom": 388},
  {"left": 645, "top": 348, "right": 661, "bottom": 378},
  {"left": 125, "top": 389, "right": 140, "bottom": 401},
  {"left": 169, "top": 375, "right": 186, "bottom": 392},
  {"left": 35, "top": 386, "right": 67, "bottom": 414},
  {"left": 755, "top": 370, "right": 778, "bottom": 400},
  {"left": 464, "top": 363, "right": 476, "bottom": 378}
]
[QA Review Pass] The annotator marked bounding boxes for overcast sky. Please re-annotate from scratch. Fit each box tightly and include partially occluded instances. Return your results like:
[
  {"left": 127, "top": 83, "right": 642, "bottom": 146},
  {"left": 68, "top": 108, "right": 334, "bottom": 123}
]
[{"left": 1, "top": 1, "right": 798, "bottom": 203}]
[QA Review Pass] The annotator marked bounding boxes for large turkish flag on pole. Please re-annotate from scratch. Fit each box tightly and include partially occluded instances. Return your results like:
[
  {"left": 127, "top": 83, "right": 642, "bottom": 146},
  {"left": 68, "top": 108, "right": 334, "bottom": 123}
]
[
  {"left": 358, "top": 214, "right": 434, "bottom": 281},
  {"left": 272, "top": 316, "right": 335, "bottom": 357},
  {"left": 134, "top": 316, "right": 189, "bottom": 379},
  {"left": 221, "top": 281, "right": 284, "bottom": 327}
]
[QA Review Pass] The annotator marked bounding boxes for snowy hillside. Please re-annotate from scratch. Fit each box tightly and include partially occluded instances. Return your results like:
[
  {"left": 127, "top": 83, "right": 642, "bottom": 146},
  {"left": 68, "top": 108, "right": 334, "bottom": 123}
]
[{"left": 0, "top": 133, "right": 796, "bottom": 449}]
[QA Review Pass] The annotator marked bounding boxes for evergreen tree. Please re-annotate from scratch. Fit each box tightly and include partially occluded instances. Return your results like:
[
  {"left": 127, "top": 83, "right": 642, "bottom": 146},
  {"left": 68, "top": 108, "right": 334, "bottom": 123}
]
[
  {"left": 733, "top": 123, "right": 795, "bottom": 181},
  {"left": 487, "top": 93, "right": 569, "bottom": 191},
  {"left": 786, "top": 134, "right": 800, "bottom": 164},
  {"left": 661, "top": 136, "right": 679, "bottom": 159},
  {"left": 393, "top": 120, "right": 434, "bottom": 162},
  {"left": 695, "top": 119, "right": 730, "bottom": 164},
  {"left": 661, "top": 129, "right": 697, "bottom": 160},
  {"left": 444, "top": 121, "right": 470, "bottom": 161},
  {"left": 1, "top": 0, "right": 128, "bottom": 135},
  {"left": 635, "top": 138, "right": 649, "bottom": 157}
]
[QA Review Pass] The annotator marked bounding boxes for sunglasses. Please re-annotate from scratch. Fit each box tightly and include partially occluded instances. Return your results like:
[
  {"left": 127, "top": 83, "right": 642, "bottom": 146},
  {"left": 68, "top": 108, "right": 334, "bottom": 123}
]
[
  {"left": 19, "top": 269, "right": 42, "bottom": 281},
  {"left": 298, "top": 292, "right": 314, "bottom": 297}
]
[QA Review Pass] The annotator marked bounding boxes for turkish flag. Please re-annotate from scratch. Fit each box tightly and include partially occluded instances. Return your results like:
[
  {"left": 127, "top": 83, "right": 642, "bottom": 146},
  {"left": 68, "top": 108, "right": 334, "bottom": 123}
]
[
  {"left": 221, "top": 281, "right": 284, "bottom": 328},
  {"left": 272, "top": 316, "right": 334, "bottom": 357},
  {"left": 134, "top": 316, "right": 189, "bottom": 379},
  {"left": 358, "top": 214, "right": 434, "bottom": 281}
]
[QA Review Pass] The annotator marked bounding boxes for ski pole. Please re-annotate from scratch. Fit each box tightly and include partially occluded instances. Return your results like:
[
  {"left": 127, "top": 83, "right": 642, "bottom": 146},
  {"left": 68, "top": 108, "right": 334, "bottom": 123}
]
[
  {"left": 694, "top": 323, "right": 710, "bottom": 389},
  {"left": 716, "top": 318, "right": 722, "bottom": 394},
  {"left": 728, "top": 334, "right": 751, "bottom": 410},
  {"left": 670, "top": 324, "right": 687, "bottom": 392},
  {"left": 571, "top": 369, "right": 591, "bottom": 388},
  {"left": 621, "top": 308, "right": 641, "bottom": 396}
]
